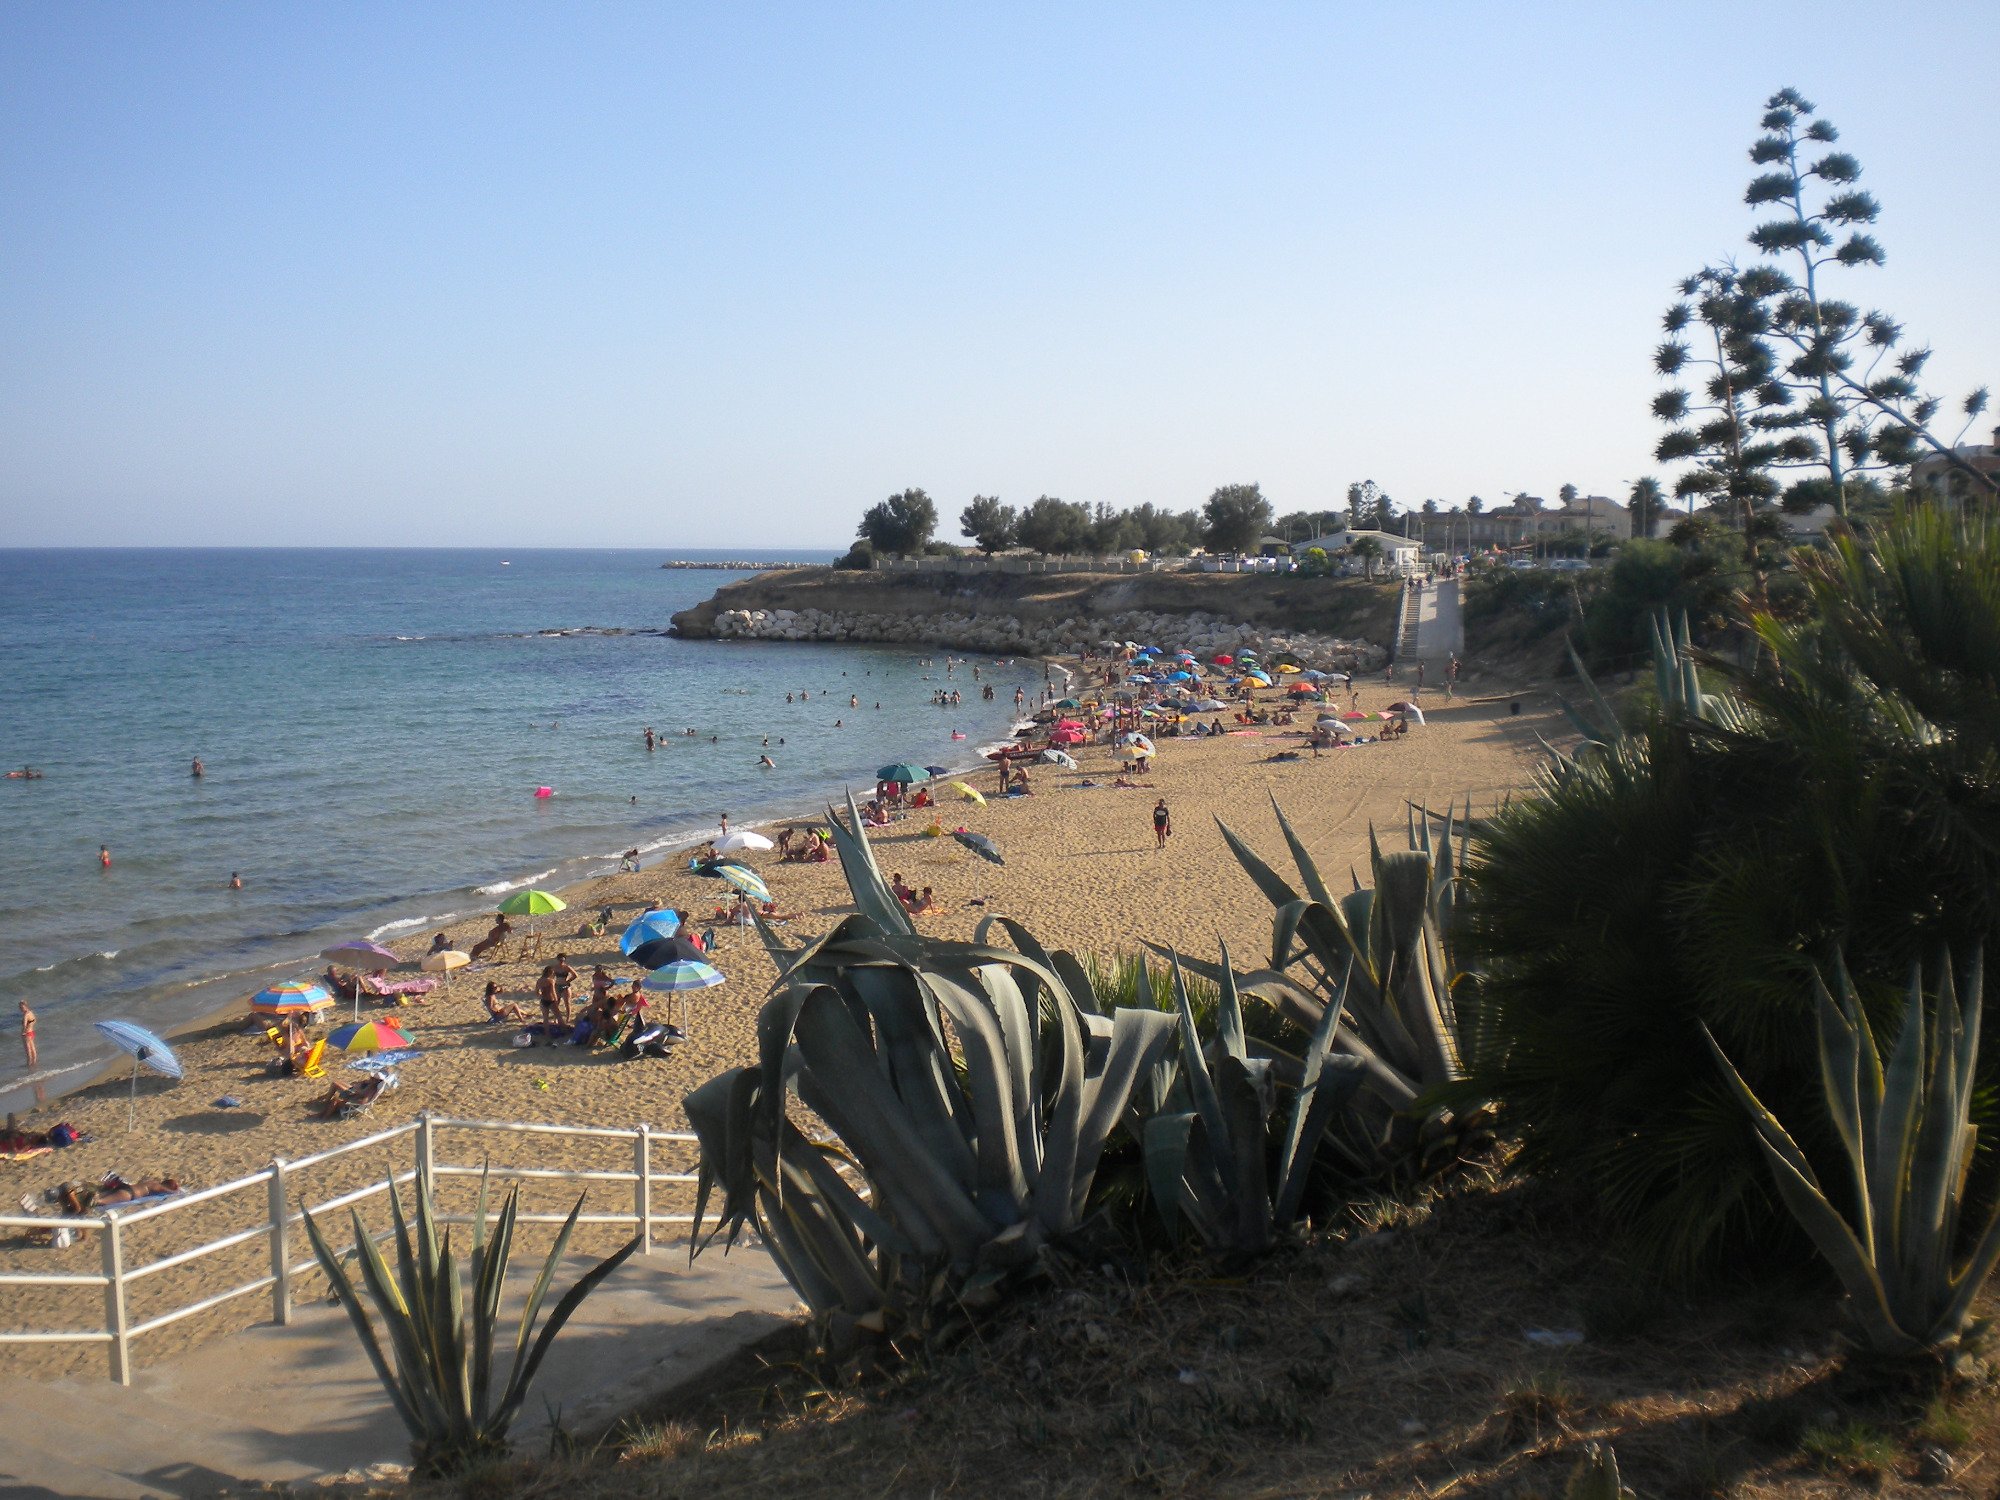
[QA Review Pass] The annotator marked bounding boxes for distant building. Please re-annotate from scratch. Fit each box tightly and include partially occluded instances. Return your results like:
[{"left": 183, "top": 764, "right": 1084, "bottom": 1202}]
[
  {"left": 1413, "top": 492, "right": 1632, "bottom": 552},
  {"left": 1910, "top": 426, "right": 2000, "bottom": 505},
  {"left": 1293, "top": 529, "right": 1423, "bottom": 576}
]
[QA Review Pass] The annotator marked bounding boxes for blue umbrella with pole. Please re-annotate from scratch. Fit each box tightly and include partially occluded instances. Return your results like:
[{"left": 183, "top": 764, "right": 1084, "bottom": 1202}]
[
  {"left": 94, "top": 1020, "right": 183, "bottom": 1131},
  {"left": 620, "top": 910, "right": 682, "bottom": 955}
]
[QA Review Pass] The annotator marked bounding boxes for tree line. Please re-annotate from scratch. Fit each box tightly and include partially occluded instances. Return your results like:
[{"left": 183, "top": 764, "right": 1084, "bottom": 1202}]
[{"left": 851, "top": 479, "right": 1419, "bottom": 563}]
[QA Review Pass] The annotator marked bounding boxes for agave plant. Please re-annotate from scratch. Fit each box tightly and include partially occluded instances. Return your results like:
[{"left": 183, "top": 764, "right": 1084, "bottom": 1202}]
[
  {"left": 1705, "top": 951, "right": 2000, "bottom": 1356},
  {"left": 1143, "top": 952, "right": 1365, "bottom": 1257},
  {"left": 1197, "top": 795, "right": 1483, "bottom": 1179},
  {"left": 1554, "top": 608, "right": 1747, "bottom": 763},
  {"left": 685, "top": 791, "right": 1177, "bottom": 1340},
  {"left": 301, "top": 1164, "right": 639, "bottom": 1477}
]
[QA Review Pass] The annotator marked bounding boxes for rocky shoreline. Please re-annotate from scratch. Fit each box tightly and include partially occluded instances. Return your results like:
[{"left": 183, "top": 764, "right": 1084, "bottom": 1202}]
[{"left": 690, "top": 604, "right": 1385, "bottom": 669}]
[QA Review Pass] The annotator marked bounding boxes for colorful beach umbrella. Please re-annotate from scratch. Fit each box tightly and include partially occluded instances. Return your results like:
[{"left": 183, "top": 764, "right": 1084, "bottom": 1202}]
[
  {"left": 328, "top": 1019, "right": 415, "bottom": 1053},
  {"left": 645, "top": 959, "right": 726, "bottom": 992},
  {"left": 250, "top": 979, "right": 335, "bottom": 1017},
  {"left": 716, "top": 864, "right": 772, "bottom": 903},
  {"left": 496, "top": 888, "right": 566, "bottom": 917},
  {"left": 95, "top": 1020, "right": 182, "bottom": 1130},
  {"left": 621, "top": 910, "right": 683, "bottom": 955}
]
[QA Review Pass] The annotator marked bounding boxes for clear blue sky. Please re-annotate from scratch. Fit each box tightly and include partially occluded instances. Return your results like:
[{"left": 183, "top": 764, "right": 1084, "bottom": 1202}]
[{"left": 3, "top": 2, "right": 1994, "bottom": 547}]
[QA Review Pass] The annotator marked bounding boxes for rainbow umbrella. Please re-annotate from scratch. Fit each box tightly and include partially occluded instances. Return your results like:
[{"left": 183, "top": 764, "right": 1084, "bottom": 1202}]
[
  {"left": 328, "top": 1019, "right": 416, "bottom": 1053},
  {"left": 250, "top": 979, "right": 335, "bottom": 1018},
  {"left": 644, "top": 959, "right": 726, "bottom": 991}
]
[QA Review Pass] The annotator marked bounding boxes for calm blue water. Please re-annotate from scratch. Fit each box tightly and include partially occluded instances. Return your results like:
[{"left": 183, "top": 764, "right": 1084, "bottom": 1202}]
[{"left": 0, "top": 549, "right": 1042, "bottom": 1103}]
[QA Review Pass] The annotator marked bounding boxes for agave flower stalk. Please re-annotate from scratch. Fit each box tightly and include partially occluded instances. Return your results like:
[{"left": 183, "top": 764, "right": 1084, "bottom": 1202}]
[{"left": 1705, "top": 952, "right": 2000, "bottom": 1356}]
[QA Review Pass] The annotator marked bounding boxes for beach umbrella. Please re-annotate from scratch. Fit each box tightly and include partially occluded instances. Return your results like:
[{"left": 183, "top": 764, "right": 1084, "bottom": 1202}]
[
  {"left": 1276, "top": 663, "right": 1302, "bottom": 674},
  {"left": 1386, "top": 700, "right": 1427, "bottom": 725},
  {"left": 496, "top": 889, "right": 566, "bottom": 917},
  {"left": 952, "top": 830, "right": 1005, "bottom": 865},
  {"left": 620, "top": 910, "right": 682, "bottom": 955},
  {"left": 876, "top": 763, "right": 928, "bottom": 785},
  {"left": 716, "top": 864, "right": 772, "bottom": 903},
  {"left": 1191, "top": 699, "right": 1227, "bottom": 711},
  {"left": 693, "top": 858, "right": 751, "bottom": 880},
  {"left": 249, "top": 979, "right": 336, "bottom": 1018},
  {"left": 1119, "top": 731, "right": 1155, "bottom": 751},
  {"left": 1036, "top": 750, "right": 1077, "bottom": 768},
  {"left": 1126, "top": 674, "right": 1153, "bottom": 684},
  {"left": 95, "top": 1020, "right": 182, "bottom": 1131},
  {"left": 419, "top": 950, "right": 470, "bottom": 993},
  {"left": 328, "top": 1018, "right": 416, "bottom": 1053},
  {"left": 715, "top": 830, "right": 774, "bottom": 854},
  {"left": 1301, "top": 669, "right": 1326, "bottom": 679},
  {"left": 1164, "top": 670, "right": 1193, "bottom": 682},
  {"left": 949, "top": 779, "right": 987, "bottom": 804},
  {"left": 924, "top": 765, "right": 951, "bottom": 777},
  {"left": 644, "top": 959, "right": 726, "bottom": 993},
  {"left": 1213, "top": 654, "right": 1234, "bottom": 665},
  {"left": 322, "top": 940, "right": 400, "bottom": 970},
  {"left": 1053, "top": 698, "right": 1081, "bottom": 709},
  {"left": 626, "top": 936, "right": 685, "bottom": 971}
]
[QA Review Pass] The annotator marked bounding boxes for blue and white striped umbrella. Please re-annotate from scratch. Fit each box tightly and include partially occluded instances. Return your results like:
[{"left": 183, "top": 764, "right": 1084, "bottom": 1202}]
[
  {"left": 95, "top": 1019, "right": 182, "bottom": 1132},
  {"left": 645, "top": 959, "right": 726, "bottom": 992},
  {"left": 94, "top": 1020, "right": 182, "bottom": 1080},
  {"left": 620, "top": 910, "right": 682, "bottom": 955}
]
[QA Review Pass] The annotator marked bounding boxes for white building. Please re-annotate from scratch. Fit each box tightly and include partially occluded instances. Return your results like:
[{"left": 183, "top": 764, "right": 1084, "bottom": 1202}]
[{"left": 1293, "top": 529, "right": 1424, "bottom": 576}]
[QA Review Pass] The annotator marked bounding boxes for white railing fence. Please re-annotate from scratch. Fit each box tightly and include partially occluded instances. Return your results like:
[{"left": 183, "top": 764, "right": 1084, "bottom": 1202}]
[{"left": 0, "top": 1112, "right": 700, "bottom": 1384}]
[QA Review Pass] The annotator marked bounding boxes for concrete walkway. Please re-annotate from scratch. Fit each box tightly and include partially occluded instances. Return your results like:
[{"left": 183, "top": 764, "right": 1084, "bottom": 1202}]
[
  {"left": 0, "top": 1242, "right": 794, "bottom": 1499},
  {"left": 1408, "top": 578, "right": 1463, "bottom": 665}
]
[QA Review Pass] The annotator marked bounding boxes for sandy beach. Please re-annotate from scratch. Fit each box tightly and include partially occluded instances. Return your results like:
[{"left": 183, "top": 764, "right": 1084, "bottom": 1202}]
[{"left": 1, "top": 686, "right": 1559, "bottom": 1378}]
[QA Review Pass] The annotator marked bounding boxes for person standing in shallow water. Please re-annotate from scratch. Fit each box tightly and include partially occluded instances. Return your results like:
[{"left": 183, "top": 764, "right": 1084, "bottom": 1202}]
[{"left": 19, "top": 1002, "right": 36, "bottom": 1069}]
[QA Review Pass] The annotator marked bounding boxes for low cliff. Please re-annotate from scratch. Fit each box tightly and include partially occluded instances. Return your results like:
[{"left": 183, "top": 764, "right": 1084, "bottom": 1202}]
[{"left": 669, "top": 566, "right": 1398, "bottom": 665}]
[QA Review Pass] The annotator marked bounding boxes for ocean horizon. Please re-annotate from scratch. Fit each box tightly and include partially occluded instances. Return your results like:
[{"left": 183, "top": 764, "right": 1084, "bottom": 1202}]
[{"left": 0, "top": 547, "right": 1042, "bottom": 1109}]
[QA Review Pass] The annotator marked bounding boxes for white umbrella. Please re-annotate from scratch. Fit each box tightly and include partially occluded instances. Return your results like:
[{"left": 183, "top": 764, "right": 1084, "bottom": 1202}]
[{"left": 715, "top": 830, "right": 774, "bottom": 854}]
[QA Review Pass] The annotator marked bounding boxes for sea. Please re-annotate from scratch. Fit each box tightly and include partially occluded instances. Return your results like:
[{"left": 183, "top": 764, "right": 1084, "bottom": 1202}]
[{"left": 0, "top": 548, "right": 1047, "bottom": 1110}]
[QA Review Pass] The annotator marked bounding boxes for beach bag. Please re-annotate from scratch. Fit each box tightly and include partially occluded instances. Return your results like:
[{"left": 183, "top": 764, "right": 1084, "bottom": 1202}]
[
  {"left": 511, "top": 1030, "right": 536, "bottom": 1048},
  {"left": 48, "top": 1123, "right": 79, "bottom": 1147}
]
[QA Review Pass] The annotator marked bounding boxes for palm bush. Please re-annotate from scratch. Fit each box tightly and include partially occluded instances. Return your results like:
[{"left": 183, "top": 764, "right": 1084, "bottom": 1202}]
[
  {"left": 684, "top": 793, "right": 1177, "bottom": 1341},
  {"left": 1707, "top": 953, "right": 2000, "bottom": 1357},
  {"left": 302, "top": 1165, "right": 639, "bottom": 1478},
  {"left": 1464, "top": 508, "right": 2000, "bottom": 1278}
]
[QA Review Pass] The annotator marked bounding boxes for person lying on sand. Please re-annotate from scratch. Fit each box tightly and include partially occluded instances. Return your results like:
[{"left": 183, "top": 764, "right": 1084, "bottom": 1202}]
[{"left": 60, "top": 1174, "right": 182, "bottom": 1214}]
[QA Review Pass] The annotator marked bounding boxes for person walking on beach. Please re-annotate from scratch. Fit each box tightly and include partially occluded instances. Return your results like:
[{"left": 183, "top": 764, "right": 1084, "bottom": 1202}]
[
  {"left": 18, "top": 1002, "right": 36, "bottom": 1069},
  {"left": 1152, "top": 799, "right": 1172, "bottom": 850},
  {"left": 1446, "top": 654, "right": 1460, "bottom": 700}
]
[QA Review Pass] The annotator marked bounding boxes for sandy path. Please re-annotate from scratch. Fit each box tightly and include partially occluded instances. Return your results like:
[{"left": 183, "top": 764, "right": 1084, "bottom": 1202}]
[{"left": 1, "top": 691, "right": 1556, "bottom": 1378}]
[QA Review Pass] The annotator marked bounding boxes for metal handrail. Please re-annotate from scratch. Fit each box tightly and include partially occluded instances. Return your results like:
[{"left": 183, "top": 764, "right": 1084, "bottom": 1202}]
[{"left": 1, "top": 1111, "right": 701, "bottom": 1383}]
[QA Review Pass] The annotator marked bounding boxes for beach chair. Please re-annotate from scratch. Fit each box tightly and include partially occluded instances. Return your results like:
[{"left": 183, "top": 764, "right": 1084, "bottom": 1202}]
[{"left": 300, "top": 1039, "right": 327, "bottom": 1079}]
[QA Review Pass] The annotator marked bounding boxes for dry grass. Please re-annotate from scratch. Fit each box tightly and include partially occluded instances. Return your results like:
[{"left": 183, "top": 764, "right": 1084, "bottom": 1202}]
[{"left": 390, "top": 1171, "right": 2000, "bottom": 1500}]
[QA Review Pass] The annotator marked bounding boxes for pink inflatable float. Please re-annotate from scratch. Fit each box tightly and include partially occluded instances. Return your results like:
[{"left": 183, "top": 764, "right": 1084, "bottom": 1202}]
[{"left": 534, "top": 786, "right": 555, "bottom": 798}]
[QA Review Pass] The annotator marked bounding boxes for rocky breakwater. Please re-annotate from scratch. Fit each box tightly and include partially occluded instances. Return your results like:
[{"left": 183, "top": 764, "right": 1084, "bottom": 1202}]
[{"left": 695, "top": 605, "right": 1385, "bottom": 670}]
